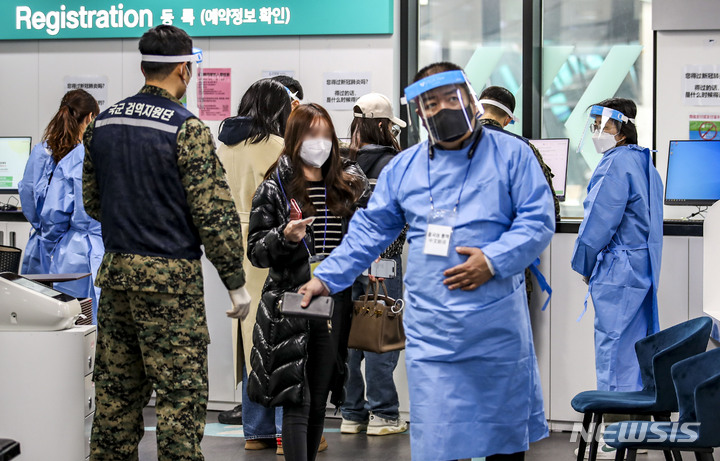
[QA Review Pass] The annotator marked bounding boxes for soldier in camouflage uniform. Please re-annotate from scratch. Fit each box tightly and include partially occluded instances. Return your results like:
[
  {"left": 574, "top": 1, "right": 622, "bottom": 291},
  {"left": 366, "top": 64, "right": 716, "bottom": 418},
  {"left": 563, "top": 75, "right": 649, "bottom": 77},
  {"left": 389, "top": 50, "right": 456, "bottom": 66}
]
[
  {"left": 477, "top": 86, "right": 561, "bottom": 304},
  {"left": 82, "top": 25, "right": 250, "bottom": 461}
]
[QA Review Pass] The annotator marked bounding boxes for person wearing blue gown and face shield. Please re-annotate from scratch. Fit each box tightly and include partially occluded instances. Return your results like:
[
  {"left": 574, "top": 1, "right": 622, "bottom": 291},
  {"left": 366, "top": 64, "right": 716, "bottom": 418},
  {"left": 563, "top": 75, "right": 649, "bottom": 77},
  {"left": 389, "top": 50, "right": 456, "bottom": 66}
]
[
  {"left": 298, "top": 62, "right": 555, "bottom": 461},
  {"left": 17, "top": 93, "right": 89, "bottom": 275},
  {"left": 572, "top": 98, "right": 664, "bottom": 395},
  {"left": 37, "top": 89, "right": 104, "bottom": 323}
]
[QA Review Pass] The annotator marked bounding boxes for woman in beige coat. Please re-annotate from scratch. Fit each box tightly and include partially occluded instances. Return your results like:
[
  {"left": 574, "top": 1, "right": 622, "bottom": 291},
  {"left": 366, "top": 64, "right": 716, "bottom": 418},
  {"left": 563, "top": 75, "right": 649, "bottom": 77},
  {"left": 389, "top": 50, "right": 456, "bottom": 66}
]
[{"left": 217, "top": 78, "right": 290, "bottom": 451}]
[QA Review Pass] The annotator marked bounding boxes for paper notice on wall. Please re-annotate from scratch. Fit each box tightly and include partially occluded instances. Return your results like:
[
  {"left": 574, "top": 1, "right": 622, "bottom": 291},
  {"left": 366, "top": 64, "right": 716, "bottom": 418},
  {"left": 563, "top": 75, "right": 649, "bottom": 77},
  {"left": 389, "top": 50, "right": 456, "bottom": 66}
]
[
  {"left": 683, "top": 65, "right": 720, "bottom": 106},
  {"left": 63, "top": 75, "right": 109, "bottom": 110},
  {"left": 262, "top": 70, "right": 295, "bottom": 78},
  {"left": 197, "top": 68, "right": 232, "bottom": 121},
  {"left": 322, "top": 72, "right": 371, "bottom": 110},
  {"left": 689, "top": 113, "right": 720, "bottom": 140}
]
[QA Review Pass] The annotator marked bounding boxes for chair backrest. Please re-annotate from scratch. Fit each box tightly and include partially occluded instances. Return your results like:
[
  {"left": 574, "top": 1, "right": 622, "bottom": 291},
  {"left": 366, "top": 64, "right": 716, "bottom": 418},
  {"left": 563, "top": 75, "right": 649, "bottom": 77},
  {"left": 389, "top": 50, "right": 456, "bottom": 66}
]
[
  {"left": 634, "top": 317, "right": 712, "bottom": 410},
  {"left": 0, "top": 245, "right": 21, "bottom": 274},
  {"left": 672, "top": 348, "right": 720, "bottom": 426},
  {"left": 693, "top": 370, "right": 720, "bottom": 446}
]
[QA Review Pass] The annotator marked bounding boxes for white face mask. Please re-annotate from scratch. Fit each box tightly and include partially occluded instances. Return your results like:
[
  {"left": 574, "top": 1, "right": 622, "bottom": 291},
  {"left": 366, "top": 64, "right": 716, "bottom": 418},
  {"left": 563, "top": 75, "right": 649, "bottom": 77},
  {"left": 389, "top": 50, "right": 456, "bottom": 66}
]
[
  {"left": 177, "top": 63, "right": 191, "bottom": 100},
  {"left": 592, "top": 131, "right": 618, "bottom": 154},
  {"left": 300, "top": 138, "right": 332, "bottom": 168}
]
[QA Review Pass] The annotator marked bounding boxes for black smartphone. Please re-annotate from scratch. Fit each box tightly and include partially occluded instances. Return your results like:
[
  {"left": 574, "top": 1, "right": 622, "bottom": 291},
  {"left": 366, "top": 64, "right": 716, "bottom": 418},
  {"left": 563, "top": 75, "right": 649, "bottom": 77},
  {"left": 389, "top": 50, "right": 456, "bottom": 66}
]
[{"left": 280, "top": 292, "right": 334, "bottom": 319}]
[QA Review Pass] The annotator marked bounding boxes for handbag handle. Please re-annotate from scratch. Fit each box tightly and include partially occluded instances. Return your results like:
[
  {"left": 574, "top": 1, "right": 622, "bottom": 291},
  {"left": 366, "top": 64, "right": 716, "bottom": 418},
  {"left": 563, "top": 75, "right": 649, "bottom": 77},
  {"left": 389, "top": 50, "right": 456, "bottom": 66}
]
[
  {"left": 361, "top": 280, "right": 375, "bottom": 304},
  {"left": 363, "top": 279, "right": 390, "bottom": 301},
  {"left": 378, "top": 280, "right": 390, "bottom": 298}
]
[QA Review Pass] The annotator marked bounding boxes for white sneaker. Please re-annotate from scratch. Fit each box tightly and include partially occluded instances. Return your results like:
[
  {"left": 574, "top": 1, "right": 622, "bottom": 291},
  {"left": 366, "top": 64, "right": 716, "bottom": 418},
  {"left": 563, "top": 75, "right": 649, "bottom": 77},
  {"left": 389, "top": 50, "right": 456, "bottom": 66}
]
[
  {"left": 573, "top": 441, "right": 615, "bottom": 459},
  {"left": 573, "top": 445, "right": 589, "bottom": 458},
  {"left": 573, "top": 441, "right": 648, "bottom": 459},
  {"left": 366, "top": 414, "right": 408, "bottom": 436},
  {"left": 340, "top": 418, "right": 368, "bottom": 434}
]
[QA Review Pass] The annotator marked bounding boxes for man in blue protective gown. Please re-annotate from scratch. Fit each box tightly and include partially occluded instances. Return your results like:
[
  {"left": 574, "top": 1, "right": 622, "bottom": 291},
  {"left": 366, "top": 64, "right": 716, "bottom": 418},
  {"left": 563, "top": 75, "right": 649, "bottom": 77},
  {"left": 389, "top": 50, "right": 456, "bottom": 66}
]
[
  {"left": 300, "top": 62, "right": 555, "bottom": 461},
  {"left": 572, "top": 98, "right": 663, "bottom": 394}
]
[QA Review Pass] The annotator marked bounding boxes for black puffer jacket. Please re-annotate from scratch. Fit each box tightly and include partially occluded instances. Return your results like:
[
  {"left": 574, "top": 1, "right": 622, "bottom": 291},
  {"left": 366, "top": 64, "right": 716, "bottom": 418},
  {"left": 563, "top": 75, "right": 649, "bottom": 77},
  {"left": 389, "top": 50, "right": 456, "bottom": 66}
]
[{"left": 246, "top": 154, "right": 370, "bottom": 408}]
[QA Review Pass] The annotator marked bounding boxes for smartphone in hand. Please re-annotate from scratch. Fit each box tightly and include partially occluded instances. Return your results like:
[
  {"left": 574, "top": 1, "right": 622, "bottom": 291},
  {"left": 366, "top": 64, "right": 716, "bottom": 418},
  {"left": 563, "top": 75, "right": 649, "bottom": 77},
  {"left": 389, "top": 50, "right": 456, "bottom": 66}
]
[{"left": 370, "top": 258, "right": 397, "bottom": 279}]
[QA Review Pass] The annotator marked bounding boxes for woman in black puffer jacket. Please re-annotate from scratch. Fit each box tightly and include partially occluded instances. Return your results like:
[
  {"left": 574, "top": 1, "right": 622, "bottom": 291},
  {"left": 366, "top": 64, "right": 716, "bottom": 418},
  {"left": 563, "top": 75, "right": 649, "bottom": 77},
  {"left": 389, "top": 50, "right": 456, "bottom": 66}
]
[{"left": 247, "top": 103, "right": 369, "bottom": 461}]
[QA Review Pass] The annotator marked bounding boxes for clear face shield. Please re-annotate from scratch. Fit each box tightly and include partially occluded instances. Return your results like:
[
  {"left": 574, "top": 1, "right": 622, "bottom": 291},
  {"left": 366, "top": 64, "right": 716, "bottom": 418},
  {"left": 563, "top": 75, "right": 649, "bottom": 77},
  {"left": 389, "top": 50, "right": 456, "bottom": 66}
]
[
  {"left": 141, "top": 47, "right": 204, "bottom": 106},
  {"left": 578, "top": 105, "right": 634, "bottom": 155},
  {"left": 404, "top": 70, "right": 480, "bottom": 145}
]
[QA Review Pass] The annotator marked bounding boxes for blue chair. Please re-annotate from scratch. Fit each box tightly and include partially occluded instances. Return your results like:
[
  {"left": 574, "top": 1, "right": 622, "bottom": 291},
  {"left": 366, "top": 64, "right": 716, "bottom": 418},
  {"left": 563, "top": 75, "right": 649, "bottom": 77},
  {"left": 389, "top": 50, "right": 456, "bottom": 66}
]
[
  {"left": 571, "top": 317, "right": 712, "bottom": 461},
  {"left": 604, "top": 347, "right": 720, "bottom": 461}
]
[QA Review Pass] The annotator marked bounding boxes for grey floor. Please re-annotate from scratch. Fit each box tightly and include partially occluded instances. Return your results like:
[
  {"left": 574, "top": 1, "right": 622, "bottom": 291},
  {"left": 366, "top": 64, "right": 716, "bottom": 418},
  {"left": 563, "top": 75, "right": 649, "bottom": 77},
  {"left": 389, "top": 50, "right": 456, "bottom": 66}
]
[{"left": 138, "top": 408, "right": 718, "bottom": 461}]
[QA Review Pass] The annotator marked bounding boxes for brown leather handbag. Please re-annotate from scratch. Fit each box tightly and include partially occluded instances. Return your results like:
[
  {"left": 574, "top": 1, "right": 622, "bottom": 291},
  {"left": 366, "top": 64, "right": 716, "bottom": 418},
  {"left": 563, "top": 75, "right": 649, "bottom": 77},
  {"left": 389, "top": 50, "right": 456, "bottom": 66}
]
[{"left": 348, "top": 280, "right": 406, "bottom": 353}]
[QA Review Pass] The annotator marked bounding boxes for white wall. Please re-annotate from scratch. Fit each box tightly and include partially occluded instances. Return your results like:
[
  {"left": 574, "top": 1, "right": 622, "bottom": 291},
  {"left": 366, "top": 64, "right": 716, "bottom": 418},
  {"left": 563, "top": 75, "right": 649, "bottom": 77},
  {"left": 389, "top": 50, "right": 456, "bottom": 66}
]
[{"left": 655, "top": 30, "right": 720, "bottom": 220}]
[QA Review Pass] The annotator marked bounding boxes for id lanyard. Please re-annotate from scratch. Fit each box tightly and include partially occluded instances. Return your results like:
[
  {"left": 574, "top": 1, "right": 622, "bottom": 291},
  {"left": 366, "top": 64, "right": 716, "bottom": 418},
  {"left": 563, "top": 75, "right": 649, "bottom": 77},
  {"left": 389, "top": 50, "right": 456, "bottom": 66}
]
[
  {"left": 426, "top": 153, "right": 474, "bottom": 215},
  {"left": 423, "top": 135, "right": 480, "bottom": 257}
]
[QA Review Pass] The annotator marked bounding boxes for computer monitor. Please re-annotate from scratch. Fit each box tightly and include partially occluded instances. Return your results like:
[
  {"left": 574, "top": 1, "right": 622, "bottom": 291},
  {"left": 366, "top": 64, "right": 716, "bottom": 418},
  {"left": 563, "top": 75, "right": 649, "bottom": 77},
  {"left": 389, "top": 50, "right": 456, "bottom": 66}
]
[
  {"left": 0, "top": 137, "right": 32, "bottom": 193},
  {"left": 665, "top": 140, "right": 720, "bottom": 206},
  {"left": 529, "top": 138, "right": 569, "bottom": 201}
]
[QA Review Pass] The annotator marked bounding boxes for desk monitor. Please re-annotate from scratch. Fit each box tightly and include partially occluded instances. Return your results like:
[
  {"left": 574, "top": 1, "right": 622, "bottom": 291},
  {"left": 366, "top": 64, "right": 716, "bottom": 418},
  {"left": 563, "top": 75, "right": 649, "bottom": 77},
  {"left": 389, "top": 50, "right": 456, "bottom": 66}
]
[
  {"left": 665, "top": 140, "right": 720, "bottom": 206},
  {"left": 0, "top": 137, "right": 32, "bottom": 193},
  {"left": 529, "top": 138, "right": 569, "bottom": 201}
]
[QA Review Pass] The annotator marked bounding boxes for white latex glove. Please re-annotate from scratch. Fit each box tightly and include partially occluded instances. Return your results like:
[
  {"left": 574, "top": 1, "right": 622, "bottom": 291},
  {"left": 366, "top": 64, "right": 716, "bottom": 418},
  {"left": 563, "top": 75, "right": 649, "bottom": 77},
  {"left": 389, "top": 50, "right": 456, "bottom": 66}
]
[{"left": 226, "top": 286, "right": 252, "bottom": 320}]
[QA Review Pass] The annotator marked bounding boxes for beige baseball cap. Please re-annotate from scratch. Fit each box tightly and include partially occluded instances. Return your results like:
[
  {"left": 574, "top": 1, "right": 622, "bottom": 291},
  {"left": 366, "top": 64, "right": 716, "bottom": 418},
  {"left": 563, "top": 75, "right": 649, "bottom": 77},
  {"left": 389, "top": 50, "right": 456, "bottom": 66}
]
[{"left": 353, "top": 93, "right": 407, "bottom": 128}]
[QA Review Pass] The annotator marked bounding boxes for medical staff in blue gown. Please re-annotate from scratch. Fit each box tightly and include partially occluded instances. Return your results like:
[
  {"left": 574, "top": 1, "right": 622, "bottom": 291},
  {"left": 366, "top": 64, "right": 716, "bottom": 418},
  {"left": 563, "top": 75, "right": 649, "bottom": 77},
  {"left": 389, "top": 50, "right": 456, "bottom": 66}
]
[
  {"left": 299, "top": 63, "right": 555, "bottom": 461},
  {"left": 571, "top": 98, "right": 663, "bottom": 393},
  {"left": 18, "top": 142, "right": 56, "bottom": 274},
  {"left": 35, "top": 89, "right": 103, "bottom": 322},
  {"left": 42, "top": 144, "right": 104, "bottom": 321}
]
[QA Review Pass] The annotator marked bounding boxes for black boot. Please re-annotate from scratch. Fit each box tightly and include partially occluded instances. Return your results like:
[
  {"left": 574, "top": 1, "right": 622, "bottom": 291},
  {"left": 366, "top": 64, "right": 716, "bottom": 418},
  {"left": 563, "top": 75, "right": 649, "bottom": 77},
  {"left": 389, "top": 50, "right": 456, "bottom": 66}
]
[{"left": 218, "top": 404, "right": 243, "bottom": 425}]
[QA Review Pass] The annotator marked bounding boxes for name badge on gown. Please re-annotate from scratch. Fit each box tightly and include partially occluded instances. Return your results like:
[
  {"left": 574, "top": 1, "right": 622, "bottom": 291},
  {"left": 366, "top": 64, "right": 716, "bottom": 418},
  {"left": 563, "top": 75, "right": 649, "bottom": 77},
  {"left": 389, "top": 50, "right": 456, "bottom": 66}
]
[{"left": 423, "top": 209, "right": 456, "bottom": 257}]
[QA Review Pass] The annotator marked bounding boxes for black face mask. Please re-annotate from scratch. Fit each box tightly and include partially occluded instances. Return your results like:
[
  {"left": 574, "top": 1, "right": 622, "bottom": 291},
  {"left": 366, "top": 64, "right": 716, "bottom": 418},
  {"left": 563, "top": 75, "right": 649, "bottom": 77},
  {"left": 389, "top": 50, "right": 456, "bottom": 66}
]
[{"left": 426, "top": 105, "right": 473, "bottom": 143}]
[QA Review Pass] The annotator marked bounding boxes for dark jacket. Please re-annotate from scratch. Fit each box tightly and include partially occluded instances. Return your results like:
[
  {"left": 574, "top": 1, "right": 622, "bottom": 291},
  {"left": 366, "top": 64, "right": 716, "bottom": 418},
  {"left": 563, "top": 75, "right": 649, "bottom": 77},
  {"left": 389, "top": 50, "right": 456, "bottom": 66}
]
[
  {"left": 218, "top": 116, "right": 254, "bottom": 145},
  {"left": 355, "top": 144, "right": 407, "bottom": 258},
  {"left": 246, "top": 154, "right": 370, "bottom": 408},
  {"left": 355, "top": 144, "right": 397, "bottom": 182}
]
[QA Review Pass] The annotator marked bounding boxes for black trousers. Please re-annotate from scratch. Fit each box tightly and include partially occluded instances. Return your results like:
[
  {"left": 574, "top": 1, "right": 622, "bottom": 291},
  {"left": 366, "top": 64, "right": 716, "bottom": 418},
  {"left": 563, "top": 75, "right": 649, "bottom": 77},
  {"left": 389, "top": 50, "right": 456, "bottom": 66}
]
[
  {"left": 282, "top": 293, "right": 349, "bottom": 461},
  {"left": 487, "top": 452, "right": 526, "bottom": 461},
  {"left": 449, "top": 452, "right": 525, "bottom": 461}
]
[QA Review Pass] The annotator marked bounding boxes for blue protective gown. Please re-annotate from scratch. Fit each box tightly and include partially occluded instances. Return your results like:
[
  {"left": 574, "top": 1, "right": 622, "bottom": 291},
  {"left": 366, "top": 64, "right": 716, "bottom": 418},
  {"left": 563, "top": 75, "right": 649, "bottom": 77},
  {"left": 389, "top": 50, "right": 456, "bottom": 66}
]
[
  {"left": 571, "top": 144, "right": 663, "bottom": 392},
  {"left": 314, "top": 128, "right": 555, "bottom": 461},
  {"left": 40, "top": 144, "right": 104, "bottom": 322},
  {"left": 18, "top": 142, "right": 57, "bottom": 274}
]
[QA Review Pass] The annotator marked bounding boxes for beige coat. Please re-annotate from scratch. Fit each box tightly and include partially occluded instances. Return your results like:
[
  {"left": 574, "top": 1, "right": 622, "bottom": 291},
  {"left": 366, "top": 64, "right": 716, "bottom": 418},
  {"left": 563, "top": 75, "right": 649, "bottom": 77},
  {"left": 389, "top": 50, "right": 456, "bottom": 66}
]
[{"left": 217, "top": 134, "right": 283, "bottom": 385}]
